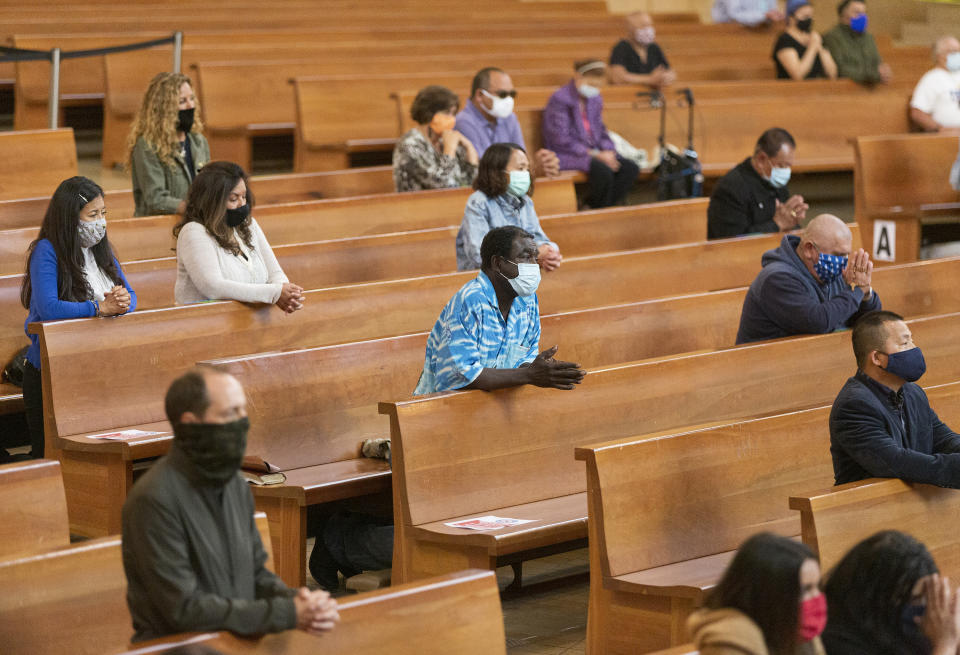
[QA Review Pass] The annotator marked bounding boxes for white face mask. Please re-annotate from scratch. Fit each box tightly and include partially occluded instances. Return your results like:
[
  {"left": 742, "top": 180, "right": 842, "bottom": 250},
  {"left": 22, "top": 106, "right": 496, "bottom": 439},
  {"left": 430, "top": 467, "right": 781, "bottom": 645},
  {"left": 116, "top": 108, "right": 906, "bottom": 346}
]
[
  {"left": 947, "top": 51, "right": 960, "bottom": 73},
  {"left": 480, "top": 89, "right": 515, "bottom": 119},
  {"left": 500, "top": 260, "right": 541, "bottom": 297},
  {"left": 578, "top": 83, "right": 600, "bottom": 99},
  {"left": 634, "top": 27, "right": 655, "bottom": 45},
  {"left": 78, "top": 217, "right": 106, "bottom": 248}
]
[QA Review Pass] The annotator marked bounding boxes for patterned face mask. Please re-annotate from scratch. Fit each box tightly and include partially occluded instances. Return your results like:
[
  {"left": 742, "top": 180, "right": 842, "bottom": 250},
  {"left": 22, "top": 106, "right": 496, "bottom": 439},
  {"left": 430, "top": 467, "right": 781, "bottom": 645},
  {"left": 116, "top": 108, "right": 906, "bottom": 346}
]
[
  {"left": 813, "top": 248, "right": 847, "bottom": 283},
  {"left": 78, "top": 218, "right": 106, "bottom": 248}
]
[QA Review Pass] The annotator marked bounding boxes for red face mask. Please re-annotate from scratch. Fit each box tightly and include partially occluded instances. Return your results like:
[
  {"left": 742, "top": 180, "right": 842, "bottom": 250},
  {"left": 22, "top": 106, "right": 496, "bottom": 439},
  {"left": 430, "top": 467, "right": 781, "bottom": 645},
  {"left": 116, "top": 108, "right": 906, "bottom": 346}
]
[{"left": 798, "top": 593, "right": 828, "bottom": 642}]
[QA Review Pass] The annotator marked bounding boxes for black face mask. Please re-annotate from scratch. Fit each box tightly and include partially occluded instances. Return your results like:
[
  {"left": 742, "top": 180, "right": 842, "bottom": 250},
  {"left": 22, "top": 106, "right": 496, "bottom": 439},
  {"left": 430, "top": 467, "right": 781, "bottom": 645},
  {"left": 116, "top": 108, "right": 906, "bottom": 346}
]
[
  {"left": 796, "top": 17, "right": 813, "bottom": 32},
  {"left": 225, "top": 203, "right": 250, "bottom": 228},
  {"left": 177, "top": 107, "right": 195, "bottom": 133},
  {"left": 173, "top": 416, "right": 249, "bottom": 486}
]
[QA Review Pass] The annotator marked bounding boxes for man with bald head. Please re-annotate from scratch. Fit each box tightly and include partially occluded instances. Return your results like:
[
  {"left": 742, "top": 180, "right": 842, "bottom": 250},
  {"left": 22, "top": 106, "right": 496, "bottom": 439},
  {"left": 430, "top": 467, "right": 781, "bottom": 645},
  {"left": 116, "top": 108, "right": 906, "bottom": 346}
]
[
  {"left": 910, "top": 36, "right": 960, "bottom": 132},
  {"left": 608, "top": 12, "right": 675, "bottom": 88},
  {"left": 736, "top": 214, "right": 881, "bottom": 344},
  {"left": 122, "top": 367, "right": 338, "bottom": 641}
]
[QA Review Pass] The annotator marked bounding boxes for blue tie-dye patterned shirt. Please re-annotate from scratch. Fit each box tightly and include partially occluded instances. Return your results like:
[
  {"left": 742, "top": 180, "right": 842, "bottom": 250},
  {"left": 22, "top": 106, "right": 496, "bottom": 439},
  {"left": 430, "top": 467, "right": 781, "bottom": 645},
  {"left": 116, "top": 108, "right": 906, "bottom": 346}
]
[{"left": 413, "top": 271, "right": 540, "bottom": 395}]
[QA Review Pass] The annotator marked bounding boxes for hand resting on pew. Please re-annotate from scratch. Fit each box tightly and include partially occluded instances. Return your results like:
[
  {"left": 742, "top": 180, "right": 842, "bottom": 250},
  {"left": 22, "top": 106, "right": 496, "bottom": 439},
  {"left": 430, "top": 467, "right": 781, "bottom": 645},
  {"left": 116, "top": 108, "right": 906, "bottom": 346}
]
[
  {"left": 100, "top": 285, "right": 131, "bottom": 316},
  {"left": 293, "top": 587, "right": 340, "bottom": 635},
  {"left": 466, "top": 345, "right": 585, "bottom": 391},
  {"left": 276, "top": 282, "right": 304, "bottom": 313}
]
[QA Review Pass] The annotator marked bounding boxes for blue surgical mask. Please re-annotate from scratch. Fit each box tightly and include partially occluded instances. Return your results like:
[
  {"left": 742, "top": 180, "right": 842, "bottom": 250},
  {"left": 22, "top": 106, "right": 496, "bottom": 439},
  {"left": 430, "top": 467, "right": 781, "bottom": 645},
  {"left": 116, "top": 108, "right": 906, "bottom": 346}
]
[
  {"left": 947, "top": 52, "right": 960, "bottom": 73},
  {"left": 849, "top": 13, "right": 868, "bottom": 34},
  {"left": 500, "top": 260, "right": 541, "bottom": 297},
  {"left": 884, "top": 347, "right": 926, "bottom": 383},
  {"left": 578, "top": 83, "right": 600, "bottom": 99},
  {"left": 813, "top": 251, "right": 847, "bottom": 283},
  {"left": 507, "top": 170, "right": 531, "bottom": 197},
  {"left": 768, "top": 166, "right": 791, "bottom": 188}
]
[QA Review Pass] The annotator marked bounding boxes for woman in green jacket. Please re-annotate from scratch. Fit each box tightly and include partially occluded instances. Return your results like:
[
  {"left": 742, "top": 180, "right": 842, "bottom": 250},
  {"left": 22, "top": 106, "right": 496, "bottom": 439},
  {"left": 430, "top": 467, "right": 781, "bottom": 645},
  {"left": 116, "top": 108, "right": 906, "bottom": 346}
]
[{"left": 127, "top": 72, "right": 211, "bottom": 217}]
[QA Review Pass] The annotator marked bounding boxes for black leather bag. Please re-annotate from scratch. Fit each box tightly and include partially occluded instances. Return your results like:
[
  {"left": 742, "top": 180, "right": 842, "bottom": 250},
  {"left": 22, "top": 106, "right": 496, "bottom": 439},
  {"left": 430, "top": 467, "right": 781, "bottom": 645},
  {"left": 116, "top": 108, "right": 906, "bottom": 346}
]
[{"left": 2, "top": 346, "right": 29, "bottom": 388}]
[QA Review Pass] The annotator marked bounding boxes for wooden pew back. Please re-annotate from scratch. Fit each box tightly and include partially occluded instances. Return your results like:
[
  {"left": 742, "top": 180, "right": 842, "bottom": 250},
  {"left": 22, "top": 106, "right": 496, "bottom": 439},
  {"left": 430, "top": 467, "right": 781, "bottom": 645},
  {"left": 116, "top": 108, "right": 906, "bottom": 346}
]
[
  {"left": 853, "top": 133, "right": 960, "bottom": 218},
  {"left": 0, "top": 129, "right": 76, "bottom": 201},
  {"left": 0, "top": 512, "right": 274, "bottom": 655},
  {"left": 382, "top": 309, "right": 960, "bottom": 532},
  {"left": 0, "top": 459, "right": 69, "bottom": 560},
  {"left": 129, "top": 570, "right": 505, "bottom": 655}
]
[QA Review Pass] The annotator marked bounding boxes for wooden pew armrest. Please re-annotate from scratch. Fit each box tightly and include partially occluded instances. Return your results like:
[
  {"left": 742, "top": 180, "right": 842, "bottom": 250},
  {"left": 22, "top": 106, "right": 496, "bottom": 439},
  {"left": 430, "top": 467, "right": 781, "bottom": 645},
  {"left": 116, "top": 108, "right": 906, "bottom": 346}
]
[
  {"left": 409, "top": 492, "right": 588, "bottom": 556},
  {"left": 58, "top": 421, "right": 172, "bottom": 460},
  {"left": 789, "top": 478, "right": 907, "bottom": 513},
  {"left": 251, "top": 458, "right": 392, "bottom": 505},
  {"left": 604, "top": 549, "right": 736, "bottom": 600}
]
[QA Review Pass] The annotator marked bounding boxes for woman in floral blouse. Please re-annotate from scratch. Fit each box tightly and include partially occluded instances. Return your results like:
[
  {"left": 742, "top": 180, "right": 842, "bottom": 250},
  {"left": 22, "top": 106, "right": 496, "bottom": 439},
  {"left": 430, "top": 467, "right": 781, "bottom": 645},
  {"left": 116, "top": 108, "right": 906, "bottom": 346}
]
[{"left": 393, "top": 85, "right": 479, "bottom": 192}]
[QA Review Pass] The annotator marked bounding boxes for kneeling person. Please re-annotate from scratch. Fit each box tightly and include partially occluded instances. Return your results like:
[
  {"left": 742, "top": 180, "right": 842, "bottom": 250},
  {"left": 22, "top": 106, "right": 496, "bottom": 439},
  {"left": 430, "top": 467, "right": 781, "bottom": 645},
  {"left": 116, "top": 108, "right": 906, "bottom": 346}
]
[
  {"left": 415, "top": 225, "right": 585, "bottom": 394},
  {"left": 831, "top": 311, "right": 960, "bottom": 487},
  {"left": 122, "top": 367, "right": 338, "bottom": 642}
]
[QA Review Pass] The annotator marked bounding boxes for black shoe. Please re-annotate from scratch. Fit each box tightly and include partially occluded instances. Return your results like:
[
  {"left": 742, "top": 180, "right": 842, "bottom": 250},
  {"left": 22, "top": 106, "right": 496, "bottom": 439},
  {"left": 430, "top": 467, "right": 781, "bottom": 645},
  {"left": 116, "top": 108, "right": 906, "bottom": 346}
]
[{"left": 308, "top": 538, "right": 341, "bottom": 592}]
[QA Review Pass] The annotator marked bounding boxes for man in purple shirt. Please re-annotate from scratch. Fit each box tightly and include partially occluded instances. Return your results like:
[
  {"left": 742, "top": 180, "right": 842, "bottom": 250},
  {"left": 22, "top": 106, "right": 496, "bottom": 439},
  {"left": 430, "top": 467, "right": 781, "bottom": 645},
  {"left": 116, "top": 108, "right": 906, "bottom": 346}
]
[{"left": 455, "top": 67, "right": 560, "bottom": 178}]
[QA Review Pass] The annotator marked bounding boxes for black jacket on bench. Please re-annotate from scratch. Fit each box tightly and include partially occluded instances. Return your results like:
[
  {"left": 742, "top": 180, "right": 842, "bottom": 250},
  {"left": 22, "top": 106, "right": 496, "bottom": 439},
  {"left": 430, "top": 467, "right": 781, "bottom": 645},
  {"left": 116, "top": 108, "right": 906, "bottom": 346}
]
[{"left": 830, "top": 370, "right": 960, "bottom": 488}]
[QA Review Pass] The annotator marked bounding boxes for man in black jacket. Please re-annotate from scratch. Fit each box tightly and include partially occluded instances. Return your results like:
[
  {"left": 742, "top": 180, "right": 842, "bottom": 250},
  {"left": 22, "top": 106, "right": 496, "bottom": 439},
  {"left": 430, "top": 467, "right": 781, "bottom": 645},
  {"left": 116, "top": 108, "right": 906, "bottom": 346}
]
[
  {"left": 830, "top": 311, "right": 960, "bottom": 487},
  {"left": 707, "top": 127, "right": 809, "bottom": 239}
]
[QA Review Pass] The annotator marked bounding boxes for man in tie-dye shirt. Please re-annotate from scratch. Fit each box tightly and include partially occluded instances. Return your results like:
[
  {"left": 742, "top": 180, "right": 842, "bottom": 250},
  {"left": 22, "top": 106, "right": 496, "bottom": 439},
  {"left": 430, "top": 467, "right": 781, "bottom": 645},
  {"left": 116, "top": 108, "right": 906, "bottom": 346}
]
[{"left": 414, "top": 225, "right": 585, "bottom": 395}]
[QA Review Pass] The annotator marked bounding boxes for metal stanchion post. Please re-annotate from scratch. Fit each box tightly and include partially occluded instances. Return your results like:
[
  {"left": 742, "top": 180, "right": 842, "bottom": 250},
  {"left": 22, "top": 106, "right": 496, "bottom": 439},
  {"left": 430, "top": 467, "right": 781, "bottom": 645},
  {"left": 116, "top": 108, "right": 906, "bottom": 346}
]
[
  {"left": 48, "top": 47, "right": 61, "bottom": 129},
  {"left": 172, "top": 31, "right": 183, "bottom": 73}
]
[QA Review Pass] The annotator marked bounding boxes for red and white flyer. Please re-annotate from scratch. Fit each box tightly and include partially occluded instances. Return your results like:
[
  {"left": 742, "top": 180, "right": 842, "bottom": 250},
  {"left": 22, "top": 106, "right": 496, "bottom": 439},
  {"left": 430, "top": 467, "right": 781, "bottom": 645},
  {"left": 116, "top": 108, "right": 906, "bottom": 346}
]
[{"left": 444, "top": 516, "right": 538, "bottom": 531}]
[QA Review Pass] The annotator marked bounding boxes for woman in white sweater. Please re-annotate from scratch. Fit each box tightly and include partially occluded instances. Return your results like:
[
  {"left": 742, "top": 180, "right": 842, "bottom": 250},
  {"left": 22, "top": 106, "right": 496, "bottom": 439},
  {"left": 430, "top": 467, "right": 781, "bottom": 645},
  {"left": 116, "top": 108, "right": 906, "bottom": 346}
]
[{"left": 173, "top": 161, "right": 303, "bottom": 311}]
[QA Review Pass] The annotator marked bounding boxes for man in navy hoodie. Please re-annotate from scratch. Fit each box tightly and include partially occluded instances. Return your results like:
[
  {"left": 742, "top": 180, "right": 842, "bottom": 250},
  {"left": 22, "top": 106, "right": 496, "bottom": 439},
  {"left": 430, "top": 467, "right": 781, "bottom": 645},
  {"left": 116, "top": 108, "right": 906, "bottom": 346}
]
[
  {"left": 736, "top": 213, "right": 880, "bottom": 344},
  {"left": 830, "top": 310, "right": 960, "bottom": 487}
]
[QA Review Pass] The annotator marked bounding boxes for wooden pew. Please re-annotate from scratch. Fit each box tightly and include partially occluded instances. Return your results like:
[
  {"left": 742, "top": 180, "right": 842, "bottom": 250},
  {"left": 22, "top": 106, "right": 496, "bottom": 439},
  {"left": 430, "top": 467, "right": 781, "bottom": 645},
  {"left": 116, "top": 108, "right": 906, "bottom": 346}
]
[
  {"left": 0, "top": 177, "right": 577, "bottom": 273},
  {"left": 0, "top": 512, "right": 274, "bottom": 655},
  {"left": 0, "top": 166, "right": 396, "bottom": 230},
  {"left": 1, "top": 196, "right": 709, "bottom": 310},
  {"left": 0, "top": 458, "right": 69, "bottom": 560},
  {"left": 204, "top": 285, "right": 746, "bottom": 585},
  {"left": 576, "top": 380, "right": 960, "bottom": 653},
  {"left": 31, "top": 231, "right": 785, "bottom": 539},
  {"left": 0, "top": 128, "right": 76, "bottom": 202},
  {"left": 853, "top": 133, "right": 960, "bottom": 264},
  {"left": 380, "top": 308, "right": 960, "bottom": 589},
  {"left": 122, "top": 570, "right": 505, "bottom": 655},
  {"left": 0, "top": 272, "right": 27, "bottom": 415}
]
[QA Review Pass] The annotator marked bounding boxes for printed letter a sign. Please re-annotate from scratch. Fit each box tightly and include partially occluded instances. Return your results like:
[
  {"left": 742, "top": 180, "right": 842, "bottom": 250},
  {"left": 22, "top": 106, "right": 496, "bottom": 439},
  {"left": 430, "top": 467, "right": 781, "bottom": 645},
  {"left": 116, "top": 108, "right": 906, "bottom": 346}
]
[{"left": 873, "top": 220, "right": 895, "bottom": 262}]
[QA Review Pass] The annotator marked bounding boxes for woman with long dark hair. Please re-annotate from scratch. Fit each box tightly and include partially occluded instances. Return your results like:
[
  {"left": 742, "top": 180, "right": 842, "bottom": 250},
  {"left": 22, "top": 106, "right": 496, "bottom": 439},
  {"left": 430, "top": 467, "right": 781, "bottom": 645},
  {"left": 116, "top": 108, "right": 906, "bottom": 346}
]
[
  {"left": 173, "top": 161, "right": 302, "bottom": 312},
  {"left": 687, "top": 533, "right": 826, "bottom": 655},
  {"left": 20, "top": 176, "right": 137, "bottom": 458},
  {"left": 822, "top": 530, "right": 960, "bottom": 655}
]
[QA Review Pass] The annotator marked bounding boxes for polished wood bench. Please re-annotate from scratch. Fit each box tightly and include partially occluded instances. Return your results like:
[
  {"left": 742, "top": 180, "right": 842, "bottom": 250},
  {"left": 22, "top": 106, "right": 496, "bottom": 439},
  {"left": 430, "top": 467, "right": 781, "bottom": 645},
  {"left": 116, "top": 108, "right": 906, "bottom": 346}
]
[
  {"left": 0, "top": 511, "right": 273, "bottom": 655},
  {"left": 0, "top": 271, "right": 28, "bottom": 415},
  {"left": 0, "top": 458, "right": 68, "bottom": 561},
  {"left": 0, "top": 128, "right": 77, "bottom": 202},
  {"left": 121, "top": 569, "right": 505, "bottom": 655},
  {"left": 853, "top": 133, "right": 960, "bottom": 264},
  {"left": 0, "top": 176, "right": 576, "bottom": 272},
  {"left": 27, "top": 230, "right": 784, "bottom": 538},
  {"left": 0, "top": 166, "right": 396, "bottom": 230},
  {"left": 577, "top": 375, "right": 960, "bottom": 655},
  {"left": 379, "top": 306, "right": 960, "bottom": 592}
]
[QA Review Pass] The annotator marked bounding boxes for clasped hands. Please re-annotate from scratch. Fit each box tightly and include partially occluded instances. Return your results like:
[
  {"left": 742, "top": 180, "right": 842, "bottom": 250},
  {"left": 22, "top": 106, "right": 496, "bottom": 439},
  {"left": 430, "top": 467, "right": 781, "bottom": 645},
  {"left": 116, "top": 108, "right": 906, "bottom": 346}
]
[
  {"left": 294, "top": 587, "right": 339, "bottom": 636},
  {"left": 277, "top": 282, "right": 305, "bottom": 314},
  {"left": 843, "top": 248, "right": 873, "bottom": 296},
  {"left": 98, "top": 285, "right": 131, "bottom": 316}
]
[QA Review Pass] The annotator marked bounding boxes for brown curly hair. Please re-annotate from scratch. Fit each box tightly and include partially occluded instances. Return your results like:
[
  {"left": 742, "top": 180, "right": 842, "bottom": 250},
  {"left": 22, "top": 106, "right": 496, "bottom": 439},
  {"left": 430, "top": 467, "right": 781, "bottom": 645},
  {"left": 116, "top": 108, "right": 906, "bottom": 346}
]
[
  {"left": 409, "top": 85, "right": 460, "bottom": 125},
  {"left": 125, "top": 72, "right": 204, "bottom": 170}
]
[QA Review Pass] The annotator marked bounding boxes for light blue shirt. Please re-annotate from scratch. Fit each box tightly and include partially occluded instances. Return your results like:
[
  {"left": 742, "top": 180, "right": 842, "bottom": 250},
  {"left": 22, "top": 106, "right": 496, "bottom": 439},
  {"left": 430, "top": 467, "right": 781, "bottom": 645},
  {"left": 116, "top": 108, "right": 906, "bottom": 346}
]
[
  {"left": 455, "top": 100, "right": 527, "bottom": 157},
  {"left": 413, "top": 271, "right": 540, "bottom": 395},
  {"left": 456, "top": 190, "right": 555, "bottom": 271},
  {"left": 711, "top": 0, "right": 777, "bottom": 25}
]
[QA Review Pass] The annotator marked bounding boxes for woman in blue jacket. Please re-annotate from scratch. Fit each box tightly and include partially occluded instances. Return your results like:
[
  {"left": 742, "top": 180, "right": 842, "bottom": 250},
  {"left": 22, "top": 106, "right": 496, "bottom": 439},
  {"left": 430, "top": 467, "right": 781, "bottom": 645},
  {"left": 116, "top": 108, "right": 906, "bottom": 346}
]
[{"left": 20, "top": 176, "right": 137, "bottom": 458}]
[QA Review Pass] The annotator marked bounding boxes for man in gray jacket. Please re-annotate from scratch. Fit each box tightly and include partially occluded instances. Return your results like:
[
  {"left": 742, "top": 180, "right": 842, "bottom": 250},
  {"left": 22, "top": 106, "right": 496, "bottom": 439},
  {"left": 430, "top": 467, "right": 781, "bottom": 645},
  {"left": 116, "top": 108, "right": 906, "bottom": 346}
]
[{"left": 122, "top": 367, "right": 338, "bottom": 642}]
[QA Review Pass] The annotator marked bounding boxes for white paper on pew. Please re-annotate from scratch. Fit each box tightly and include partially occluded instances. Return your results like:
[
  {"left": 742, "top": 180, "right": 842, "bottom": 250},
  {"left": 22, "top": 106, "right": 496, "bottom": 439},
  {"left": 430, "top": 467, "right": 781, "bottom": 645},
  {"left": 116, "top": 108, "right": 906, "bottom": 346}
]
[
  {"left": 444, "top": 516, "right": 538, "bottom": 531},
  {"left": 87, "top": 429, "right": 167, "bottom": 441}
]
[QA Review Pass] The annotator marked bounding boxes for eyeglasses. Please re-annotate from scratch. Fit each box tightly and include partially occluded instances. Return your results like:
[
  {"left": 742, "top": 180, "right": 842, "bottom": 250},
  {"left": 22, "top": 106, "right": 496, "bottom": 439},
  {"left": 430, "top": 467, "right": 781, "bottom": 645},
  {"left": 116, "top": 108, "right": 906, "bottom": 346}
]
[{"left": 484, "top": 89, "right": 518, "bottom": 99}]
